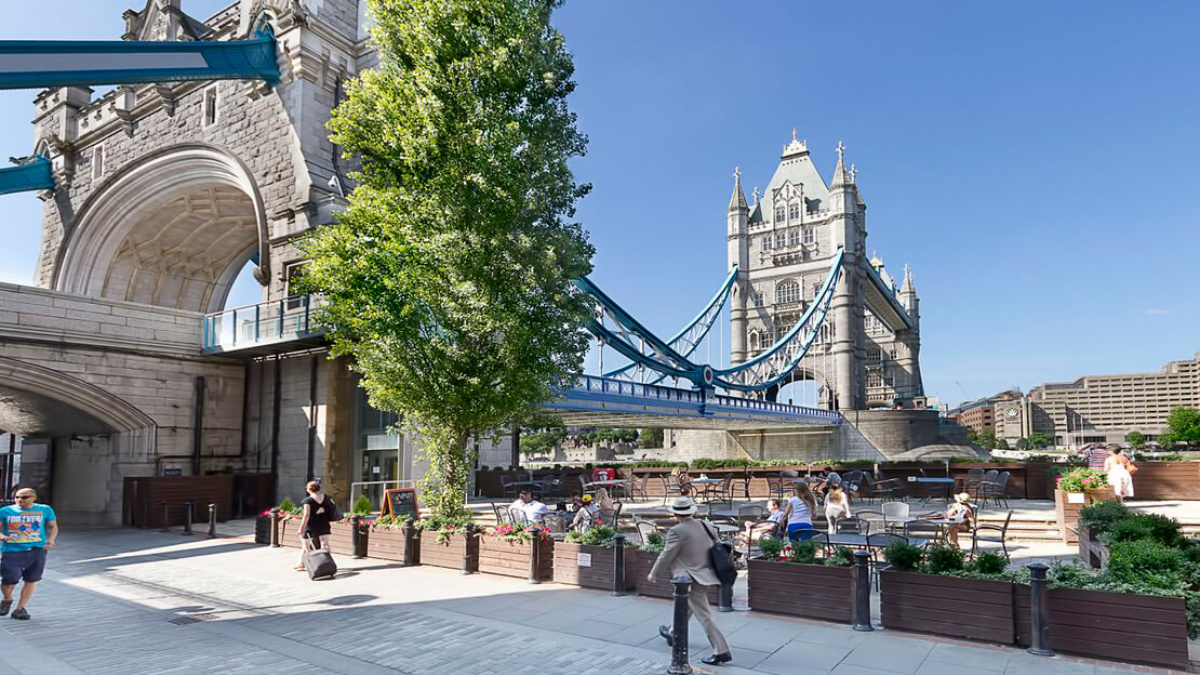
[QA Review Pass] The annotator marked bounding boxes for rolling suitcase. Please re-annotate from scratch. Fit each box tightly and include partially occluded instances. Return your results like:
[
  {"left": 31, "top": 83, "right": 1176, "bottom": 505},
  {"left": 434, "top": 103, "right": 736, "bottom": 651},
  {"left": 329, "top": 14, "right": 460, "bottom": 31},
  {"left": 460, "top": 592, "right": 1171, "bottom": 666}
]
[{"left": 303, "top": 540, "right": 337, "bottom": 580}]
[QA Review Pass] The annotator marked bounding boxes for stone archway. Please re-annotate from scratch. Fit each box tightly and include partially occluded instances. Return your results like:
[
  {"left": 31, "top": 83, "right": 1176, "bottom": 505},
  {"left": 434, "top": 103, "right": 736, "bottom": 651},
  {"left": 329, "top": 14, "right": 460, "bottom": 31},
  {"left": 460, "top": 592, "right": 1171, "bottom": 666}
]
[
  {"left": 54, "top": 144, "right": 270, "bottom": 313},
  {"left": 766, "top": 367, "right": 830, "bottom": 408}
]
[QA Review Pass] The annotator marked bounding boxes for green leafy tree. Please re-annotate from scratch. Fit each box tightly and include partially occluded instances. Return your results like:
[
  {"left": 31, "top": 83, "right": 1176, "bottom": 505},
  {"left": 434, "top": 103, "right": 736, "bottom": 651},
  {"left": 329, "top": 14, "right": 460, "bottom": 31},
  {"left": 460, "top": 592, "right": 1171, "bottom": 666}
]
[
  {"left": 641, "top": 428, "right": 664, "bottom": 448},
  {"left": 301, "top": 0, "right": 594, "bottom": 523},
  {"left": 966, "top": 428, "right": 979, "bottom": 445},
  {"left": 1126, "top": 430, "right": 1147, "bottom": 450},
  {"left": 1015, "top": 437, "right": 1031, "bottom": 451},
  {"left": 1159, "top": 407, "right": 1200, "bottom": 449},
  {"left": 1027, "top": 432, "right": 1054, "bottom": 449},
  {"left": 975, "top": 429, "right": 999, "bottom": 450},
  {"left": 996, "top": 438, "right": 1009, "bottom": 450}
]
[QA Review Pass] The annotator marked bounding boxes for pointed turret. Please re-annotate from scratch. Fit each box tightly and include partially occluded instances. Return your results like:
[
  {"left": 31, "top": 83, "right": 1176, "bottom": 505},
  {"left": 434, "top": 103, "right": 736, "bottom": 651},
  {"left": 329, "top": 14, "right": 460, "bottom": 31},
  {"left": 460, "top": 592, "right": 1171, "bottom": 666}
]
[
  {"left": 728, "top": 167, "right": 748, "bottom": 212},
  {"left": 901, "top": 264, "right": 916, "bottom": 296},
  {"left": 831, "top": 141, "right": 851, "bottom": 188}
]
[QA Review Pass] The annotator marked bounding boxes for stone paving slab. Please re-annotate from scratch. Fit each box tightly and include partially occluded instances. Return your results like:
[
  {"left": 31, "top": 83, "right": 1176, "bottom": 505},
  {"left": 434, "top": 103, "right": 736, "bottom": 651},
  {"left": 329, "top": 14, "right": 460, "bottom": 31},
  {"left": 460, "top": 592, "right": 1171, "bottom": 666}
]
[{"left": 0, "top": 526, "right": 1187, "bottom": 675}]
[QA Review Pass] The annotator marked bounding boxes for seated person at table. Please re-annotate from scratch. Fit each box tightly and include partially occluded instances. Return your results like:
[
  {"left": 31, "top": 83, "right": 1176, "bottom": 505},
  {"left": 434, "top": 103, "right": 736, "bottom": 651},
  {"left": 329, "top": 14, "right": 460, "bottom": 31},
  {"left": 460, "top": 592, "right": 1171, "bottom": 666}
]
[
  {"left": 564, "top": 492, "right": 583, "bottom": 513},
  {"left": 783, "top": 481, "right": 818, "bottom": 541},
  {"left": 571, "top": 494, "right": 600, "bottom": 530},
  {"left": 811, "top": 467, "right": 840, "bottom": 497},
  {"left": 672, "top": 467, "right": 693, "bottom": 497},
  {"left": 922, "top": 492, "right": 975, "bottom": 547},
  {"left": 823, "top": 484, "right": 852, "bottom": 531},
  {"left": 594, "top": 487, "right": 615, "bottom": 511},
  {"left": 735, "top": 499, "right": 785, "bottom": 548},
  {"left": 508, "top": 490, "right": 549, "bottom": 524}
]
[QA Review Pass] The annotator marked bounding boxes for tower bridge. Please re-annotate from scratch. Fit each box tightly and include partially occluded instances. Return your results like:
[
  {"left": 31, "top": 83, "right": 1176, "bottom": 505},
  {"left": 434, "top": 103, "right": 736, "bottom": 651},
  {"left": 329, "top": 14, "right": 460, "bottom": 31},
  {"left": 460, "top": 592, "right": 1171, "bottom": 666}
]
[{"left": 0, "top": 0, "right": 973, "bottom": 526}]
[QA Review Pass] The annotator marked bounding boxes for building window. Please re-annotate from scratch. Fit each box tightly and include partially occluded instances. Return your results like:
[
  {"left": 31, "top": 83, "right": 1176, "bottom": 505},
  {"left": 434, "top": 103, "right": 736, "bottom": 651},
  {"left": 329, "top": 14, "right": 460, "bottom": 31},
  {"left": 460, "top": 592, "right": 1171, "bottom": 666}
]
[
  {"left": 775, "top": 232, "right": 786, "bottom": 249},
  {"left": 788, "top": 203, "right": 800, "bottom": 221},
  {"left": 284, "top": 261, "right": 309, "bottom": 309},
  {"left": 752, "top": 291, "right": 764, "bottom": 307},
  {"left": 762, "top": 237, "right": 772, "bottom": 251},
  {"left": 749, "top": 332, "right": 759, "bottom": 351},
  {"left": 774, "top": 206, "right": 785, "bottom": 223},
  {"left": 803, "top": 227, "right": 815, "bottom": 244},
  {"left": 203, "top": 86, "right": 219, "bottom": 127},
  {"left": 92, "top": 145, "right": 104, "bottom": 181},
  {"left": 788, "top": 229, "right": 800, "bottom": 247},
  {"left": 867, "top": 348, "right": 882, "bottom": 365},
  {"left": 868, "top": 372, "right": 883, "bottom": 388},
  {"left": 775, "top": 280, "right": 801, "bottom": 304}
]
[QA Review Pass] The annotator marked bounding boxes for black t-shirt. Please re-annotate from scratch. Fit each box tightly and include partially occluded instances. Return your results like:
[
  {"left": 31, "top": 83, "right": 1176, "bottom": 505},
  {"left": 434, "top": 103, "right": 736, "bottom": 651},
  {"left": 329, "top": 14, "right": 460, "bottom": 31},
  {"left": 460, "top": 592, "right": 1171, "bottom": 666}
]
[{"left": 301, "top": 495, "right": 334, "bottom": 536}]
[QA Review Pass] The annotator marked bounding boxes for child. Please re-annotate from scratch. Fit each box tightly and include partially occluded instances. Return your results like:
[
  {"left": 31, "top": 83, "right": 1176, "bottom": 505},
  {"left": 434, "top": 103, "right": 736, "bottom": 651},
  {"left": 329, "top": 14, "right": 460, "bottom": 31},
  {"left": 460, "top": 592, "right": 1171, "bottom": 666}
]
[{"left": 824, "top": 484, "right": 851, "bottom": 531}]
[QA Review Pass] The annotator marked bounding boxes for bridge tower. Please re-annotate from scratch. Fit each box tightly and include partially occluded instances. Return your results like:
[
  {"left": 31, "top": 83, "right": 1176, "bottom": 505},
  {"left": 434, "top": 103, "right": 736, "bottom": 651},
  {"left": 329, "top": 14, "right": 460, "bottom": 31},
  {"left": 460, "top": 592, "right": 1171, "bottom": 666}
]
[{"left": 728, "top": 131, "right": 922, "bottom": 411}]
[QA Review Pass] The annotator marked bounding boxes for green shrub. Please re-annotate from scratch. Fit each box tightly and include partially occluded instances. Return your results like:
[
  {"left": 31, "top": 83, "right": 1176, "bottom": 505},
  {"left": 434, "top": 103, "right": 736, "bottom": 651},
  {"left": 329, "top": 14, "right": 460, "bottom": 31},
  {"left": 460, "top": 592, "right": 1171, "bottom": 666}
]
[
  {"left": 969, "top": 552, "right": 1008, "bottom": 576},
  {"left": 786, "top": 540, "right": 818, "bottom": 565},
  {"left": 1103, "top": 513, "right": 1183, "bottom": 547},
  {"left": 883, "top": 541, "right": 923, "bottom": 572},
  {"left": 757, "top": 536, "right": 784, "bottom": 561},
  {"left": 278, "top": 497, "right": 296, "bottom": 512},
  {"left": 1106, "top": 539, "right": 1187, "bottom": 589},
  {"left": 826, "top": 546, "right": 856, "bottom": 567},
  {"left": 351, "top": 494, "right": 373, "bottom": 516},
  {"left": 639, "top": 531, "right": 665, "bottom": 553},
  {"left": 565, "top": 525, "right": 629, "bottom": 548},
  {"left": 924, "top": 544, "right": 965, "bottom": 575},
  {"left": 1077, "top": 500, "right": 1131, "bottom": 534}
]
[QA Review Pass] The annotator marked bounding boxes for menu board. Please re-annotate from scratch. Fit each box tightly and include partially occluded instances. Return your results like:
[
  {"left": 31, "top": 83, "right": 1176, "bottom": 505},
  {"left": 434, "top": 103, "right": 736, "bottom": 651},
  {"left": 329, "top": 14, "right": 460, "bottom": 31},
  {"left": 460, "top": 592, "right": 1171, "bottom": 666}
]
[{"left": 382, "top": 488, "right": 420, "bottom": 520}]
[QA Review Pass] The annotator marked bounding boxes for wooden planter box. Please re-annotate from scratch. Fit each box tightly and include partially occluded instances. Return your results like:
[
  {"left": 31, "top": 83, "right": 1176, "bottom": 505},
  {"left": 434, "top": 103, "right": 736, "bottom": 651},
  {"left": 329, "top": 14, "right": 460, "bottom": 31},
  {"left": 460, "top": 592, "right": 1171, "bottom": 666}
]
[
  {"left": 553, "top": 541, "right": 634, "bottom": 591},
  {"left": 1054, "top": 489, "right": 1113, "bottom": 544},
  {"left": 747, "top": 558, "right": 854, "bottom": 622},
  {"left": 1016, "top": 586, "right": 1189, "bottom": 670},
  {"left": 367, "top": 526, "right": 407, "bottom": 562},
  {"left": 880, "top": 570, "right": 1014, "bottom": 644},
  {"left": 477, "top": 535, "right": 554, "bottom": 581},
  {"left": 273, "top": 518, "right": 357, "bottom": 556},
  {"left": 627, "top": 549, "right": 719, "bottom": 602},
  {"left": 418, "top": 529, "right": 478, "bottom": 572},
  {"left": 1074, "top": 525, "right": 1108, "bottom": 569}
]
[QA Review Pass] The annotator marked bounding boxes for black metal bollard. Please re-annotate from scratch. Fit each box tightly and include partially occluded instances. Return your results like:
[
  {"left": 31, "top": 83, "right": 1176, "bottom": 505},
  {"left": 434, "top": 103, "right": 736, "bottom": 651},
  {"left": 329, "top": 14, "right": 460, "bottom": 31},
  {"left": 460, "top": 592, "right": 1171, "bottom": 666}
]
[
  {"left": 140, "top": 500, "right": 150, "bottom": 530},
  {"left": 351, "top": 516, "right": 365, "bottom": 559},
  {"left": 528, "top": 529, "right": 542, "bottom": 584},
  {"left": 852, "top": 549, "right": 874, "bottom": 632},
  {"left": 612, "top": 533, "right": 627, "bottom": 596},
  {"left": 461, "top": 523, "right": 475, "bottom": 575},
  {"left": 1027, "top": 562, "right": 1054, "bottom": 656},
  {"left": 270, "top": 508, "right": 281, "bottom": 547},
  {"left": 717, "top": 580, "right": 734, "bottom": 613},
  {"left": 668, "top": 576, "right": 693, "bottom": 675},
  {"left": 182, "top": 501, "right": 194, "bottom": 536},
  {"left": 159, "top": 502, "right": 170, "bottom": 532},
  {"left": 403, "top": 519, "right": 418, "bottom": 566},
  {"left": 207, "top": 503, "right": 217, "bottom": 539}
]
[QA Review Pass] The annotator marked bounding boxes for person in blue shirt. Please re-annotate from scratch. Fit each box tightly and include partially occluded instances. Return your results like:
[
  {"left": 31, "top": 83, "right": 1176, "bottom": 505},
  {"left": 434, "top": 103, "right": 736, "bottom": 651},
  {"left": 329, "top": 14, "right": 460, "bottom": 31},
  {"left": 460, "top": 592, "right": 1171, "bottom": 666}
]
[{"left": 0, "top": 488, "right": 58, "bottom": 620}]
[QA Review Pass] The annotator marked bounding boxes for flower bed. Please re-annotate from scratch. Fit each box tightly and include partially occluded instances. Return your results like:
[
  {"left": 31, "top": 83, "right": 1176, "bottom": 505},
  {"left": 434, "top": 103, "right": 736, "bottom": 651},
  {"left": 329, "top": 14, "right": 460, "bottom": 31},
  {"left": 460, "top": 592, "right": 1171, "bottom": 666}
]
[
  {"left": 627, "top": 549, "right": 719, "bottom": 602},
  {"left": 418, "top": 527, "right": 478, "bottom": 572},
  {"left": 1053, "top": 468, "right": 1114, "bottom": 543},
  {"left": 477, "top": 524, "right": 554, "bottom": 581}
]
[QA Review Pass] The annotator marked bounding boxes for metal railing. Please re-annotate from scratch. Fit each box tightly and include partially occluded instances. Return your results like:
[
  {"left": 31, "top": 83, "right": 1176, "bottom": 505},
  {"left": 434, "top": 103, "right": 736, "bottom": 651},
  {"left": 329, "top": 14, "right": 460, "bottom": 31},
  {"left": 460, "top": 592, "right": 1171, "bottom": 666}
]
[{"left": 201, "top": 294, "right": 325, "bottom": 353}]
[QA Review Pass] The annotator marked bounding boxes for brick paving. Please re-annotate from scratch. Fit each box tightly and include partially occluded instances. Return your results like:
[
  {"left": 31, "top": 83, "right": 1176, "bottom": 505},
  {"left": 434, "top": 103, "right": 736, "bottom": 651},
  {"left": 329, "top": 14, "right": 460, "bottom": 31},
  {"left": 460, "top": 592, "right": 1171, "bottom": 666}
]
[{"left": 0, "top": 526, "right": 1187, "bottom": 675}]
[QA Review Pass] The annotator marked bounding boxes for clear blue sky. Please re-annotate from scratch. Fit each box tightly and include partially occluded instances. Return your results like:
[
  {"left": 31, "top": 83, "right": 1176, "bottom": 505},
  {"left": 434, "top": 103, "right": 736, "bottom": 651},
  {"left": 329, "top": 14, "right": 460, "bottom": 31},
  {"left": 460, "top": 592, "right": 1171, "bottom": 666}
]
[{"left": 1, "top": 1, "right": 1198, "bottom": 408}]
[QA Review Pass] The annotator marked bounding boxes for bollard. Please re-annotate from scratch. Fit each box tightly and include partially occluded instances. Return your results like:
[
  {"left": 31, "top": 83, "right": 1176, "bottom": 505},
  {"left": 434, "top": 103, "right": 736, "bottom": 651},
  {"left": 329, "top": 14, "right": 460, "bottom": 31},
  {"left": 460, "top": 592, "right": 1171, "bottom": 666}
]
[
  {"left": 668, "top": 576, "right": 693, "bottom": 675},
  {"left": 528, "top": 528, "right": 542, "bottom": 584},
  {"left": 235, "top": 493, "right": 245, "bottom": 520},
  {"left": 612, "top": 533, "right": 627, "bottom": 596},
  {"left": 270, "top": 504, "right": 280, "bottom": 547},
  {"left": 460, "top": 523, "right": 474, "bottom": 575},
  {"left": 159, "top": 502, "right": 170, "bottom": 532},
  {"left": 403, "top": 518, "right": 418, "bottom": 566},
  {"left": 717, "top": 580, "right": 734, "bottom": 613},
  {"left": 182, "top": 501, "right": 194, "bottom": 536},
  {"left": 852, "top": 549, "right": 874, "bottom": 632},
  {"left": 207, "top": 503, "right": 217, "bottom": 539},
  {"left": 1027, "top": 562, "right": 1054, "bottom": 656},
  {"left": 351, "top": 515, "right": 365, "bottom": 559},
  {"left": 141, "top": 500, "right": 150, "bottom": 530}
]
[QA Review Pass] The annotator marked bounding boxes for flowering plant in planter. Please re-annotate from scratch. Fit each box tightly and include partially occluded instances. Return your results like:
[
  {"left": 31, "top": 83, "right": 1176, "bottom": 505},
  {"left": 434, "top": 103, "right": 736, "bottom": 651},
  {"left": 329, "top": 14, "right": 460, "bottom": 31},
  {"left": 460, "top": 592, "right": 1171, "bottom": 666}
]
[
  {"left": 414, "top": 513, "right": 471, "bottom": 544},
  {"left": 1056, "top": 468, "right": 1107, "bottom": 492},
  {"left": 483, "top": 522, "right": 552, "bottom": 545},
  {"left": 370, "top": 515, "right": 409, "bottom": 531}
]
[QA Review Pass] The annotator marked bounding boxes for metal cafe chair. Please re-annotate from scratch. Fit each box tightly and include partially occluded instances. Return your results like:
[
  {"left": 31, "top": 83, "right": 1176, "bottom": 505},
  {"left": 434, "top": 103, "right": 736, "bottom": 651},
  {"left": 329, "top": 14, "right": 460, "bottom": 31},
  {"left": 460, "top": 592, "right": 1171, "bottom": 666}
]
[{"left": 971, "top": 510, "right": 1013, "bottom": 560}]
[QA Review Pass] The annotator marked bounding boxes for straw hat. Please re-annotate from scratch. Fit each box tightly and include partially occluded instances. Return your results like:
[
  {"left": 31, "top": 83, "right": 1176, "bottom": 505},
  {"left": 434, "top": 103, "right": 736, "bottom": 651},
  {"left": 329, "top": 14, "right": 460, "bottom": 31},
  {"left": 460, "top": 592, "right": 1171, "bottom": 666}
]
[
  {"left": 668, "top": 496, "right": 698, "bottom": 516},
  {"left": 954, "top": 492, "right": 971, "bottom": 504}
]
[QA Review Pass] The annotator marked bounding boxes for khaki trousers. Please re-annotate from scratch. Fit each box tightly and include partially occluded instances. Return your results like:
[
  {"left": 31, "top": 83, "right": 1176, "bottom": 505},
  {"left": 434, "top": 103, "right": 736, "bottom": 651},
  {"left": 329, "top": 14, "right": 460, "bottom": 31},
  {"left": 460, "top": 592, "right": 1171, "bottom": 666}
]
[{"left": 688, "top": 585, "right": 730, "bottom": 655}]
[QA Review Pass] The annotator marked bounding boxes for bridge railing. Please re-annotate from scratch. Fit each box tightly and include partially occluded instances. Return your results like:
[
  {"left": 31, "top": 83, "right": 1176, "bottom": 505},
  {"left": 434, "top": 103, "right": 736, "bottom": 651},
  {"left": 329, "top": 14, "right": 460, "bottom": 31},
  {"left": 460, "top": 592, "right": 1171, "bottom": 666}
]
[
  {"left": 568, "top": 374, "right": 705, "bottom": 403},
  {"left": 202, "top": 295, "right": 324, "bottom": 353}
]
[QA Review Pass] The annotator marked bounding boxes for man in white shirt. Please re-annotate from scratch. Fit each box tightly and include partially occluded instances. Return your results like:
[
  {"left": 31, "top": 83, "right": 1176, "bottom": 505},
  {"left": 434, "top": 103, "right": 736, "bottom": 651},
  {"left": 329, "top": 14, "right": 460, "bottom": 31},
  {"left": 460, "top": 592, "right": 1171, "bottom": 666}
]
[{"left": 508, "top": 490, "right": 549, "bottom": 524}]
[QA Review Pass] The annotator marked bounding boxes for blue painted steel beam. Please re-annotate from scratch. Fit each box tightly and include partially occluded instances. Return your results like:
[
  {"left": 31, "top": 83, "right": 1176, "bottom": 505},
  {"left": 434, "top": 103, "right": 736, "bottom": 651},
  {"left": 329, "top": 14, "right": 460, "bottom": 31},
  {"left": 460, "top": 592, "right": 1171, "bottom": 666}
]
[
  {"left": 0, "top": 33, "right": 280, "bottom": 90},
  {"left": 0, "top": 156, "right": 53, "bottom": 196}
]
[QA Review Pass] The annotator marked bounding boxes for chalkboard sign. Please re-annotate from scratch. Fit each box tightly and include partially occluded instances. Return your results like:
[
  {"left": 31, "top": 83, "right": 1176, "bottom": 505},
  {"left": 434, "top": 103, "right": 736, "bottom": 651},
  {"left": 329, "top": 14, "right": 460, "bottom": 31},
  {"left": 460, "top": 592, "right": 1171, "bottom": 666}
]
[{"left": 382, "top": 488, "right": 420, "bottom": 520}]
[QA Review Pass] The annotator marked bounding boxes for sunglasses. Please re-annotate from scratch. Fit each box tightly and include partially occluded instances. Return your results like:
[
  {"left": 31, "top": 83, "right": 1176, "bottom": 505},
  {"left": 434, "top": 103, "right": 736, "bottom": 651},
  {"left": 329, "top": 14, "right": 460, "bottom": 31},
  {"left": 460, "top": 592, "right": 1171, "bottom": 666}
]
[{"left": 14, "top": 495, "right": 34, "bottom": 500}]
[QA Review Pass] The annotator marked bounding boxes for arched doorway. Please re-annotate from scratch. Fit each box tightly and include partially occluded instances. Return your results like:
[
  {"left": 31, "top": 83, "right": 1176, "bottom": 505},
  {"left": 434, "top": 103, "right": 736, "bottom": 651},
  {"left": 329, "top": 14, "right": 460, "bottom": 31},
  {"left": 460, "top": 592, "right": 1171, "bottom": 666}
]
[
  {"left": 767, "top": 368, "right": 831, "bottom": 409},
  {"left": 54, "top": 144, "right": 270, "bottom": 313},
  {"left": 0, "top": 356, "right": 155, "bottom": 525}
]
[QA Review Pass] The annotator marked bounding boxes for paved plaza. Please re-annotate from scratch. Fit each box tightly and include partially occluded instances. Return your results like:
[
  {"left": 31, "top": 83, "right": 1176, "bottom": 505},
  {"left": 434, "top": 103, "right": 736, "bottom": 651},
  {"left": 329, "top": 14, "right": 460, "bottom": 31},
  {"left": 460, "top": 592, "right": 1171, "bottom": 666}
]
[{"left": 0, "top": 524, "right": 1184, "bottom": 675}]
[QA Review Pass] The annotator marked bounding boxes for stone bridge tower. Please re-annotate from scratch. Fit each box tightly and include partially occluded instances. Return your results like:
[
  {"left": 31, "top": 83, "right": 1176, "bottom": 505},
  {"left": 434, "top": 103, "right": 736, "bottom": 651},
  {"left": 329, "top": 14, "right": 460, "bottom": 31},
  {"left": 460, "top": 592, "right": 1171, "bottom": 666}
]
[{"left": 726, "top": 132, "right": 923, "bottom": 411}]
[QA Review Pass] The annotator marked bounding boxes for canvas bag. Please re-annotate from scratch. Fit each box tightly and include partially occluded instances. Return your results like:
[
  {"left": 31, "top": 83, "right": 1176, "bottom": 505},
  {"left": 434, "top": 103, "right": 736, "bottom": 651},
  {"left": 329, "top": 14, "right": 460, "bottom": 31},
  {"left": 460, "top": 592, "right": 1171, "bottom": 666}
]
[{"left": 702, "top": 521, "right": 738, "bottom": 586}]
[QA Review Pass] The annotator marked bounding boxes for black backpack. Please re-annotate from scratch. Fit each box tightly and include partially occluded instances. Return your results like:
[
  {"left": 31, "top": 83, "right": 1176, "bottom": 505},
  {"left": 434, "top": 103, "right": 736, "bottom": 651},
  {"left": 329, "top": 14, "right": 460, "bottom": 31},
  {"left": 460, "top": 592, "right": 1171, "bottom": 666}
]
[
  {"left": 702, "top": 521, "right": 738, "bottom": 586},
  {"left": 325, "top": 497, "right": 342, "bottom": 522}
]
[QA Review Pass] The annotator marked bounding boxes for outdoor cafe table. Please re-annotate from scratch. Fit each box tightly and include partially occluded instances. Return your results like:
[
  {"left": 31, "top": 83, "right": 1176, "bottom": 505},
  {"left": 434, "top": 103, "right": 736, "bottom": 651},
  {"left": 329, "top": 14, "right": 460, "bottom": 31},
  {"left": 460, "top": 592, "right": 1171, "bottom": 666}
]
[
  {"left": 689, "top": 477, "right": 724, "bottom": 502},
  {"left": 824, "top": 533, "right": 932, "bottom": 549},
  {"left": 908, "top": 477, "right": 955, "bottom": 504}
]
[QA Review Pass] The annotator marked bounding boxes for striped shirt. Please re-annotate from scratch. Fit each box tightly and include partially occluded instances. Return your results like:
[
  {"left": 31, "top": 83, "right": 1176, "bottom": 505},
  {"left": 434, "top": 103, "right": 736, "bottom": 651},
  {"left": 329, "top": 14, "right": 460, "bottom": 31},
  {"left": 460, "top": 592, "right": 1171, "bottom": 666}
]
[{"left": 1085, "top": 448, "right": 1109, "bottom": 469}]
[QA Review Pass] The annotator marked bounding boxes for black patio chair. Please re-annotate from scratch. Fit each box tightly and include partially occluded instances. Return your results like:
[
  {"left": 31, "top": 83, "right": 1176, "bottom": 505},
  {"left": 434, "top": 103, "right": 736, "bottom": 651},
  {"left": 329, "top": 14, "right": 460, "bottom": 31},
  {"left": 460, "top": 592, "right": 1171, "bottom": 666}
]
[
  {"left": 766, "top": 475, "right": 791, "bottom": 502},
  {"left": 871, "top": 477, "right": 905, "bottom": 502},
  {"left": 492, "top": 502, "right": 510, "bottom": 525},
  {"left": 730, "top": 473, "right": 753, "bottom": 500},
  {"left": 979, "top": 471, "right": 1011, "bottom": 509},
  {"left": 971, "top": 510, "right": 1013, "bottom": 560},
  {"left": 866, "top": 533, "right": 909, "bottom": 591},
  {"left": 630, "top": 474, "right": 651, "bottom": 501},
  {"left": 500, "top": 475, "right": 517, "bottom": 499},
  {"left": 634, "top": 518, "right": 662, "bottom": 546},
  {"left": 659, "top": 474, "right": 686, "bottom": 506},
  {"left": 834, "top": 515, "right": 870, "bottom": 535},
  {"left": 969, "top": 470, "right": 999, "bottom": 501},
  {"left": 903, "top": 519, "right": 941, "bottom": 548}
]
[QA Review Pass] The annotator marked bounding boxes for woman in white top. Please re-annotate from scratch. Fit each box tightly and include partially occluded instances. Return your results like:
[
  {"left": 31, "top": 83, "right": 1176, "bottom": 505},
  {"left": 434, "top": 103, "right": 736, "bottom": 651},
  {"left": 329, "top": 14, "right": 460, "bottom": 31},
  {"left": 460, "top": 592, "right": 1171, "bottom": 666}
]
[
  {"left": 783, "top": 480, "right": 818, "bottom": 541},
  {"left": 823, "top": 484, "right": 851, "bottom": 531},
  {"left": 1105, "top": 447, "right": 1135, "bottom": 503},
  {"left": 571, "top": 494, "right": 600, "bottom": 530}
]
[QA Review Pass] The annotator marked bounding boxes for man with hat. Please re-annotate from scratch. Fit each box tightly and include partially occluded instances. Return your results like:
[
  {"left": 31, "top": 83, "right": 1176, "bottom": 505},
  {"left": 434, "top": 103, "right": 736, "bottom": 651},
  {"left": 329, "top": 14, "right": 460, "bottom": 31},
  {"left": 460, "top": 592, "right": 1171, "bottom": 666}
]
[{"left": 647, "top": 496, "right": 732, "bottom": 666}]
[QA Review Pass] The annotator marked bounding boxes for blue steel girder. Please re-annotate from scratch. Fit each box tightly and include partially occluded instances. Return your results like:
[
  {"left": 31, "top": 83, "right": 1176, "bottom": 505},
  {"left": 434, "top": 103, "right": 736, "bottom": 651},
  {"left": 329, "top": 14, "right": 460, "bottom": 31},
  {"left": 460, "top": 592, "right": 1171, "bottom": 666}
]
[
  {"left": 862, "top": 259, "right": 912, "bottom": 331},
  {"left": 0, "top": 33, "right": 280, "bottom": 90},
  {"left": 712, "top": 248, "right": 844, "bottom": 392},
  {"left": 604, "top": 264, "right": 737, "bottom": 382},
  {"left": 0, "top": 156, "right": 53, "bottom": 196}
]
